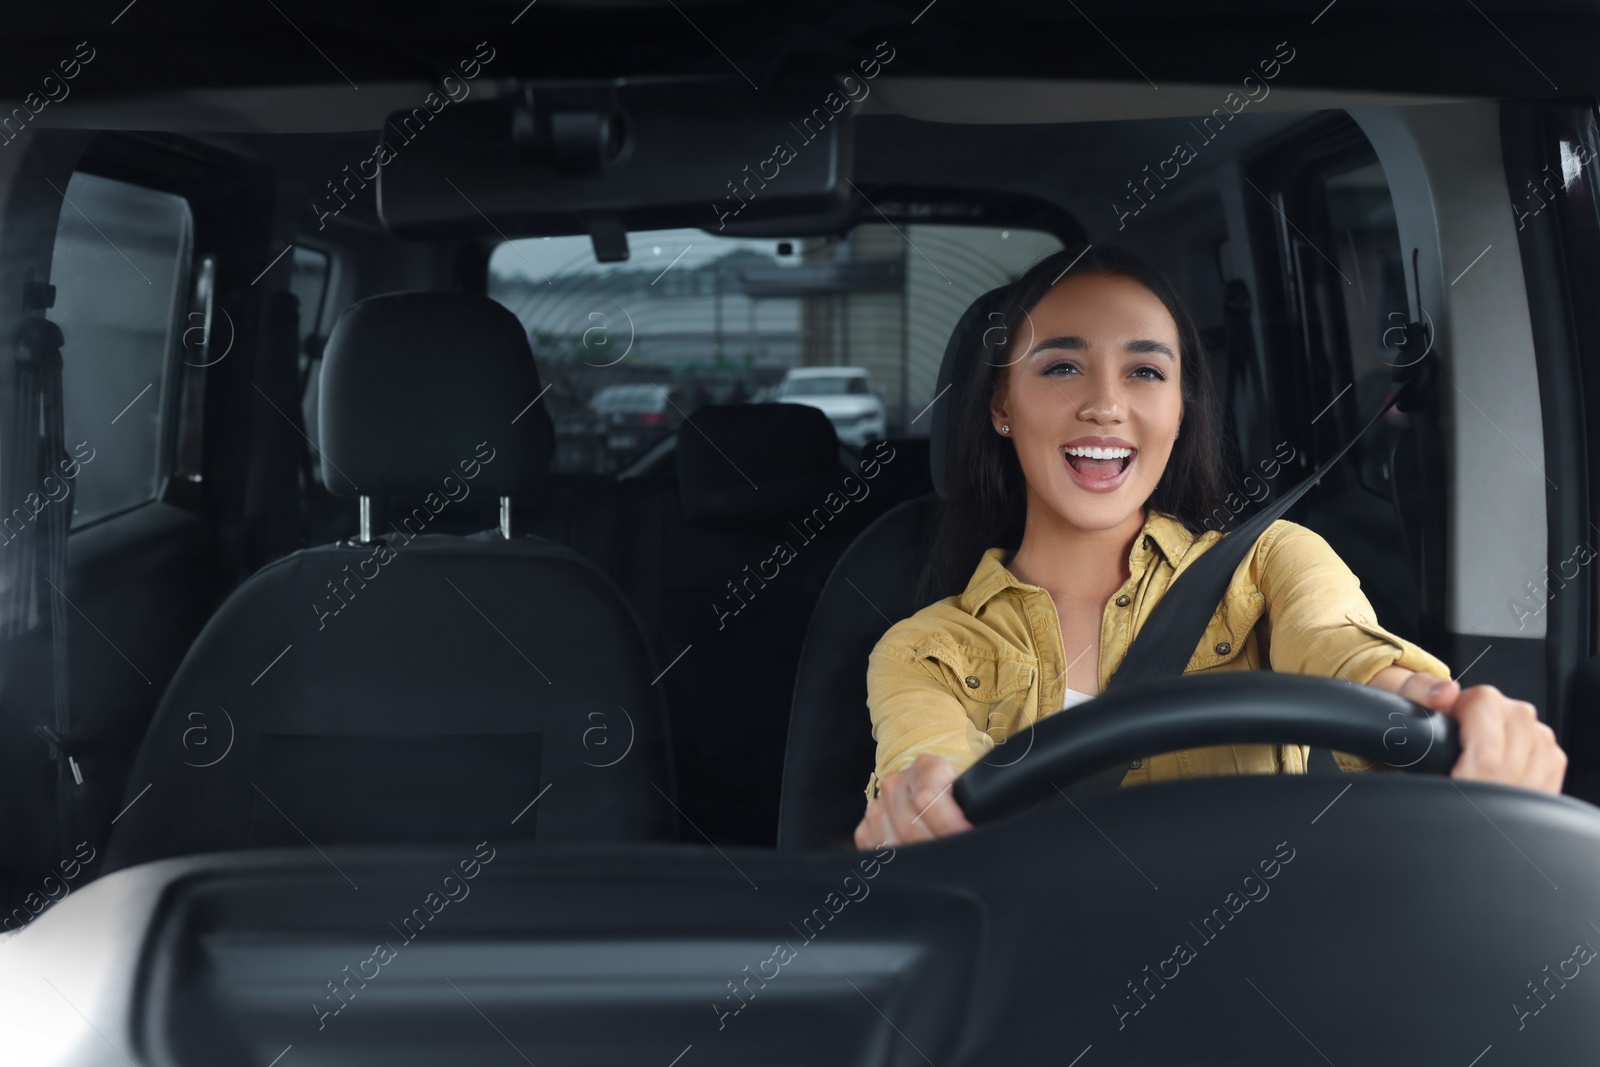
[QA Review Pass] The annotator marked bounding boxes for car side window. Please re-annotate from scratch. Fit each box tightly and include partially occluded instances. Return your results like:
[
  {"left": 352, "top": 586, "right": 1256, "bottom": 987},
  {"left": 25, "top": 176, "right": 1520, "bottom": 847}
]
[
  {"left": 290, "top": 245, "right": 334, "bottom": 478},
  {"left": 1320, "top": 160, "right": 1409, "bottom": 422},
  {"left": 50, "top": 171, "right": 193, "bottom": 527},
  {"left": 289, "top": 245, "right": 331, "bottom": 350}
]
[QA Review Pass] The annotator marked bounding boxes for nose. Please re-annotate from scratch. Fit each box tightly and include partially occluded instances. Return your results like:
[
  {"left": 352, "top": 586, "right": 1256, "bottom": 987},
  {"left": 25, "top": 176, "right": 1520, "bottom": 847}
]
[{"left": 1075, "top": 377, "right": 1126, "bottom": 424}]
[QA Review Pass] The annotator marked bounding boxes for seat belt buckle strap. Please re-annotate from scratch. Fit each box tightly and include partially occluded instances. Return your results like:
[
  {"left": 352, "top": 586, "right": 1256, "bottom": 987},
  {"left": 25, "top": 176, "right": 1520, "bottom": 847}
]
[{"left": 33, "top": 724, "right": 88, "bottom": 783}]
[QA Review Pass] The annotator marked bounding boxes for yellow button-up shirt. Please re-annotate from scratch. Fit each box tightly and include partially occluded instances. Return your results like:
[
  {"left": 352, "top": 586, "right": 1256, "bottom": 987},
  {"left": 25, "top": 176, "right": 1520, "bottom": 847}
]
[{"left": 865, "top": 511, "right": 1454, "bottom": 799}]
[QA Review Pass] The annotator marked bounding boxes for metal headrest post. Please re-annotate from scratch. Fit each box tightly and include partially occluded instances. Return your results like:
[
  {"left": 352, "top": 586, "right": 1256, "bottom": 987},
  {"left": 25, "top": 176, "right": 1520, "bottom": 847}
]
[
  {"left": 499, "top": 496, "right": 512, "bottom": 539},
  {"left": 358, "top": 496, "right": 372, "bottom": 544}
]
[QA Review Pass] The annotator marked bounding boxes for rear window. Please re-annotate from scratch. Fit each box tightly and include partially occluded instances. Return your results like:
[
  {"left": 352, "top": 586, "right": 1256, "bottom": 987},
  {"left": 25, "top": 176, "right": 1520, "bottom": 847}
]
[
  {"left": 590, "top": 384, "right": 673, "bottom": 413},
  {"left": 487, "top": 224, "right": 1062, "bottom": 471},
  {"left": 784, "top": 375, "right": 870, "bottom": 396}
]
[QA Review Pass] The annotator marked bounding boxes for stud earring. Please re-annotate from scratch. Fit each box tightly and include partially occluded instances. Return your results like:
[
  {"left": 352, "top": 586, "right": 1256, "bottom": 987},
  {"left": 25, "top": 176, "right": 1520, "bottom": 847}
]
[{"left": 1001, "top": 424, "right": 1010, "bottom": 434}]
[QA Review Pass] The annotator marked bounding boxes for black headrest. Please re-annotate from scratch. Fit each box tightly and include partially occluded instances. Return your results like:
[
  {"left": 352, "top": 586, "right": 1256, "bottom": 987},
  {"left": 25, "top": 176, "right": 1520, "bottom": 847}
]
[
  {"left": 676, "top": 403, "right": 840, "bottom": 526},
  {"left": 318, "top": 291, "right": 555, "bottom": 498},
  {"left": 929, "top": 284, "right": 1010, "bottom": 498}
]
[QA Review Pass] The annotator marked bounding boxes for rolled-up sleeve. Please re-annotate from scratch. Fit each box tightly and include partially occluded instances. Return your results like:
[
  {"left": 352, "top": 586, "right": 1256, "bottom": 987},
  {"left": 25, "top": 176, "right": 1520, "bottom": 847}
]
[
  {"left": 1256, "top": 522, "right": 1453, "bottom": 684},
  {"left": 1254, "top": 524, "right": 1459, "bottom": 777},
  {"left": 1255, "top": 522, "right": 1454, "bottom": 775},
  {"left": 865, "top": 638, "right": 993, "bottom": 801}
]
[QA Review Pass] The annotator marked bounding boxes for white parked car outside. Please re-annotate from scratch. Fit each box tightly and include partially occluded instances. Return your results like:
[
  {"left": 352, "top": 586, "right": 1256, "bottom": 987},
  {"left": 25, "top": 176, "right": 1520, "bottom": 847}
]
[{"left": 774, "top": 367, "right": 887, "bottom": 447}]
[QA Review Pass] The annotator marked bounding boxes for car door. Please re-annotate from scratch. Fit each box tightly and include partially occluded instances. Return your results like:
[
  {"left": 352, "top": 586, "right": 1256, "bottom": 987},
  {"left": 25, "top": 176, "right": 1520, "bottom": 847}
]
[{"left": 0, "top": 133, "right": 278, "bottom": 901}]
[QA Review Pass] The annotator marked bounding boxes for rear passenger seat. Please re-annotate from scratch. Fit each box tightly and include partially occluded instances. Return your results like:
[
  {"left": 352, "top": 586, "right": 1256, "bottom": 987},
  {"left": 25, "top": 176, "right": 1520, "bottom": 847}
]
[
  {"left": 595, "top": 405, "right": 892, "bottom": 846},
  {"left": 625, "top": 406, "right": 859, "bottom": 846}
]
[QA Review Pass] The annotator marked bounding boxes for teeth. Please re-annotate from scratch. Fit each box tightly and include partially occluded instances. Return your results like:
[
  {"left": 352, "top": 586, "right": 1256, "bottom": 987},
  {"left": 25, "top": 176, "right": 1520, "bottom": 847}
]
[{"left": 1065, "top": 445, "right": 1134, "bottom": 460}]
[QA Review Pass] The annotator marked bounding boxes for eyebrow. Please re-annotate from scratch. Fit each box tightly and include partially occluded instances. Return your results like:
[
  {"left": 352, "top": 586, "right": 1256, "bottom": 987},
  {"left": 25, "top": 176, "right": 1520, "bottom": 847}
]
[{"left": 1031, "top": 335, "right": 1176, "bottom": 360}]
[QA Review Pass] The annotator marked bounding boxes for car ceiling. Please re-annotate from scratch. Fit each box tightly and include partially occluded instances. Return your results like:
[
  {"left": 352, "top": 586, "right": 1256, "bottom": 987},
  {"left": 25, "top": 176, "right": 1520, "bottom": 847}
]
[
  {"left": 1, "top": 0, "right": 1597, "bottom": 99},
  {"left": 155, "top": 106, "right": 1299, "bottom": 244}
]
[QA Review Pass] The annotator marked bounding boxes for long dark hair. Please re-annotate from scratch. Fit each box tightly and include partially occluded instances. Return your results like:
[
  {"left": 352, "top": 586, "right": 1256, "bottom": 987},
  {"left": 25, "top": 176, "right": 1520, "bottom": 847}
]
[{"left": 920, "top": 245, "right": 1230, "bottom": 602}]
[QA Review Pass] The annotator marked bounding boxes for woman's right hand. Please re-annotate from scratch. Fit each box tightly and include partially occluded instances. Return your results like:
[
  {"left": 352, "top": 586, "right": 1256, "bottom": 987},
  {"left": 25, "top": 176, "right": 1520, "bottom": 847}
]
[{"left": 854, "top": 754, "right": 974, "bottom": 849}]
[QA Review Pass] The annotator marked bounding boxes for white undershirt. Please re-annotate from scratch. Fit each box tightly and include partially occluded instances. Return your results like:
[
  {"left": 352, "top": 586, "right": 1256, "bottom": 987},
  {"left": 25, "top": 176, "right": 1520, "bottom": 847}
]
[{"left": 1061, "top": 687, "right": 1097, "bottom": 710}]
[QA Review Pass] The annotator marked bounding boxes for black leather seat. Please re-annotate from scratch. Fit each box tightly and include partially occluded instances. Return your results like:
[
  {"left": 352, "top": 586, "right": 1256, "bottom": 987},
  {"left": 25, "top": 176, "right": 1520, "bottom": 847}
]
[
  {"left": 778, "top": 288, "right": 1006, "bottom": 851},
  {"left": 611, "top": 403, "right": 869, "bottom": 846},
  {"left": 104, "top": 292, "right": 675, "bottom": 871}
]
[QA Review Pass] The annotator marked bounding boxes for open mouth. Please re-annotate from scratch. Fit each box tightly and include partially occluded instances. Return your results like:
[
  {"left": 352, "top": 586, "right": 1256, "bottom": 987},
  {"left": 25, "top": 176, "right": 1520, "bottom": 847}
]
[{"left": 1063, "top": 444, "right": 1135, "bottom": 481}]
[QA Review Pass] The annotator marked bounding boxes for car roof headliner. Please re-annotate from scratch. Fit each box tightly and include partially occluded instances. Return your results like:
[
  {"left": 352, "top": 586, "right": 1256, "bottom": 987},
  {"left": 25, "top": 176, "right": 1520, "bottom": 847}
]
[{"left": 1, "top": 0, "right": 1594, "bottom": 99}]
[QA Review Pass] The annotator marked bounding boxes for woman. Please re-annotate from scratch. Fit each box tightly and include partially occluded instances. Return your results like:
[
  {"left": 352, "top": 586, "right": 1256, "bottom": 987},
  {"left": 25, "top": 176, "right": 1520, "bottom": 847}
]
[{"left": 855, "top": 247, "right": 1566, "bottom": 849}]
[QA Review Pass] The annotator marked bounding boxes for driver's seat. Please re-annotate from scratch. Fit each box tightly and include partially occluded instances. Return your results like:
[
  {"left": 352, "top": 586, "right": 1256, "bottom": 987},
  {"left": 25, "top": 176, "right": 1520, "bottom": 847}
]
[{"left": 777, "top": 287, "right": 1004, "bottom": 851}]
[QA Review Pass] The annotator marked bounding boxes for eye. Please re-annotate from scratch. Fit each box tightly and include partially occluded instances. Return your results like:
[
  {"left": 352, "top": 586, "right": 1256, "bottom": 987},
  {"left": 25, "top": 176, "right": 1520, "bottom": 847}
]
[
  {"left": 1131, "top": 365, "right": 1168, "bottom": 382},
  {"left": 1042, "top": 359, "right": 1080, "bottom": 377}
]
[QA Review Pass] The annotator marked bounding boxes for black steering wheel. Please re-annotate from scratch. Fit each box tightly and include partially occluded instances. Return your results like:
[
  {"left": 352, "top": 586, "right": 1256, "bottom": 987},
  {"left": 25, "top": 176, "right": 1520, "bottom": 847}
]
[{"left": 952, "top": 672, "right": 1462, "bottom": 824}]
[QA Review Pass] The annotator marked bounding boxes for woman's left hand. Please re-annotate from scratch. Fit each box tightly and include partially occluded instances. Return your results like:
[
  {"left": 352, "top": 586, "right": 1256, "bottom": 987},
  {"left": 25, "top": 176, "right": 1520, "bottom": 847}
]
[{"left": 1369, "top": 667, "right": 1566, "bottom": 794}]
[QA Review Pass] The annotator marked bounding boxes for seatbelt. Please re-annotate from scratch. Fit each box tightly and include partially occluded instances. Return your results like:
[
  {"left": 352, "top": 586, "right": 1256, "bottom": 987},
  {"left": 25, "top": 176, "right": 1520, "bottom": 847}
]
[
  {"left": 1061, "top": 357, "right": 1429, "bottom": 798},
  {"left": 6, "top": 310, "right": 78, "bottom": 853}
]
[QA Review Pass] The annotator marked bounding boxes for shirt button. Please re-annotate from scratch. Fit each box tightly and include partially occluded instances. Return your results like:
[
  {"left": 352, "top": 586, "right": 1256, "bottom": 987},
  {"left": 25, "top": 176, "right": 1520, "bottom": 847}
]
[
  {"left": 1129, "top": 758, "right": 1144, "bottom": 770},
  {"left": 964, "top": 675, "right": 980, "bottom": 689},
  {"left": 1215, "top": 641, "right": 1232, "bottom": 656},
  {"left": 1115, "top": 595, "right": 1131, "bottom": 607}
]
